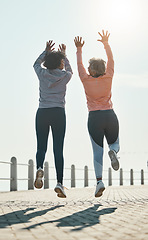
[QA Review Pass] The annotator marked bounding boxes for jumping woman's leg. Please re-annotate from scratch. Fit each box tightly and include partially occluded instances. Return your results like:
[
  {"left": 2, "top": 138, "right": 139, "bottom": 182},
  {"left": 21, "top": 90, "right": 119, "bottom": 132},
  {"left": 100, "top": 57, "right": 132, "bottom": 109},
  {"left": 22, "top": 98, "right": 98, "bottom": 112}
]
[
  {"left": 88, "top": 111, "right": 105, "bottom": 180},
  {"left": 51, "top": 108, "right": 66, "bottom": 185},
  {"left": 88, "top": 110, "right": 106, "bottom": 197},
  {"left": 35, "top": 108, "right": 50, "bottom": 169},
  {"left": 104, "top": 109, "right": 120, "bottom": 153},
  {"left": 89, "top": 135, "right": 104, "bottom": 180},
  {"left": 104, "top": 109, "right": 120, "bottom": 170}
]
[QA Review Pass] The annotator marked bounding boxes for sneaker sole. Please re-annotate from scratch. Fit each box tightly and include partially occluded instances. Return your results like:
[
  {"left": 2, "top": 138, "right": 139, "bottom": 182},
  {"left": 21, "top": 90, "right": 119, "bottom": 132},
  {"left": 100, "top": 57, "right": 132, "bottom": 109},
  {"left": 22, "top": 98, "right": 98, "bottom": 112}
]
[
  {"left": 54, "top": 187, "right": 66, "bottom": 198},
  {"left": 34, "top": 170, "right": 44, "bottom": 189},
  {"left": 108, "top": 150, "right": 119, "bottom": 171},
  {"left": 95, "top": 187, "right": 105, "bottom": 197}
]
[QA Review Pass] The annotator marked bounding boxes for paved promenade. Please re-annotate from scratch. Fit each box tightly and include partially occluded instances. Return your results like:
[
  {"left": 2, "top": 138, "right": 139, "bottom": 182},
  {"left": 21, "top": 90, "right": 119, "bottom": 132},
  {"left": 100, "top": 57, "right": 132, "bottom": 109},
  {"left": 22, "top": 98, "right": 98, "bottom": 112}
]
[{"left": 0, "top": 185, "right": 148, "bottom": 240}]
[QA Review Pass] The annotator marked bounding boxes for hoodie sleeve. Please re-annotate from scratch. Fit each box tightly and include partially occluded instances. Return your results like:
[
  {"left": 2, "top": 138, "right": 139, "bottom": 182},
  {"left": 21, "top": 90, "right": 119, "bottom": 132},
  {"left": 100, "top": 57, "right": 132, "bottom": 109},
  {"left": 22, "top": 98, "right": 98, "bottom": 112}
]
[
  {"left": 63, "top": 57, "right": 73, "bottom": 84},
  {"left": 33, "top": 51, "right": 48, "bottom": 78},
  {"left": 64, "top": 57, "right": 73, "bottom": 74},
  {"left": 76, "top": 47, "right": 88, "bottom": 82}
]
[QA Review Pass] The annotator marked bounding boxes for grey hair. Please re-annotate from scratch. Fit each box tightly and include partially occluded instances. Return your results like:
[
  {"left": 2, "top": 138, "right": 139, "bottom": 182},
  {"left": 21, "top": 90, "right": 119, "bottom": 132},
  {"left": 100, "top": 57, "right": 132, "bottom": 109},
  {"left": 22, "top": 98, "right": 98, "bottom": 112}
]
[{"left": 89, "top": 58, "right": 106, "bottom": 77}]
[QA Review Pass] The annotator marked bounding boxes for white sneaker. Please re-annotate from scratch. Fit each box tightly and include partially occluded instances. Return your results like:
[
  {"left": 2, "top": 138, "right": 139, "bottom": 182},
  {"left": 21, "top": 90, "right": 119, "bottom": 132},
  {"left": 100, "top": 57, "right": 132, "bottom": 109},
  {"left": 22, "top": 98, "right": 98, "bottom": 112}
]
[
  {"left": 95, "top": 181, "right": 105, "bottom": 197},
  {"left": 54, "top": 183, "right": 66, "bottom": 198},
  {"left": 34, "top": 167, "right": 44, "bottom": 189},
  {"left": 108, "top": 150, "right": 119, "bottom": 171}
]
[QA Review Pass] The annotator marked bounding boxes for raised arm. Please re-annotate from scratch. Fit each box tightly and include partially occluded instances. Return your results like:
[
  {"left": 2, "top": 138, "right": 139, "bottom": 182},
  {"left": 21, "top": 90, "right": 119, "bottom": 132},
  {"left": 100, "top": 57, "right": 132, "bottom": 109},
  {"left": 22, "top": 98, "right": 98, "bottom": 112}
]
[
  {"left": 58, "top": 44, "right": 73, "bottom": 74},
  {"left": 74, "top": 36, "right": 88, "bottom": 81},
  {"left": 33, "top": 40, "right": 55, "bottom": 76},
  {"left": 98, "top": 30, "right": 114, "bottom": 77}
]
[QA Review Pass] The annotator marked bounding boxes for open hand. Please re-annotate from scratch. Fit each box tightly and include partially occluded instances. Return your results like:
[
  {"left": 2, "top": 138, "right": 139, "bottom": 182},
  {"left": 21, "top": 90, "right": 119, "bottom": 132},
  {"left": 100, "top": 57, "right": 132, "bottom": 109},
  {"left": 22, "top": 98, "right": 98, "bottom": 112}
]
[
  {"left": 74, "top": 36, "right": 85, "bottom": 47},
  {"left": 58, "top": 44, "right": 66, "bottom": 55},
  {"left": 45, "top": 40, "right": 55, "bottom": 53},
  {"left": 97, "top": 30, "right": 110, "bottom": 43}
]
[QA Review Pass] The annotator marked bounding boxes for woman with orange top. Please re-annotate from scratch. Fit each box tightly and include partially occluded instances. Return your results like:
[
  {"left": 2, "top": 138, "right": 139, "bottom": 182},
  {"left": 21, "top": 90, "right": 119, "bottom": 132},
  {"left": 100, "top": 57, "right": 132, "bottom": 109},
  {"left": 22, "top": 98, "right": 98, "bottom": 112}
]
[{"left": 74, "top": 30, "right": 120, "bottom": 197}]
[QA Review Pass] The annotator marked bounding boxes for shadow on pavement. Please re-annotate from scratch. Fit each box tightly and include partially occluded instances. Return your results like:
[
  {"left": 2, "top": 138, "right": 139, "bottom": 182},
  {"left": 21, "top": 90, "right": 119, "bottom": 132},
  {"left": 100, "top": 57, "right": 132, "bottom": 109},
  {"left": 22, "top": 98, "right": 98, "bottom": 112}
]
[
  {"left": 23, "top": 204, "right": 117, "bottom": 231},
  {"left": 0, "top": 205, "right": 64, "bottom": 228}
]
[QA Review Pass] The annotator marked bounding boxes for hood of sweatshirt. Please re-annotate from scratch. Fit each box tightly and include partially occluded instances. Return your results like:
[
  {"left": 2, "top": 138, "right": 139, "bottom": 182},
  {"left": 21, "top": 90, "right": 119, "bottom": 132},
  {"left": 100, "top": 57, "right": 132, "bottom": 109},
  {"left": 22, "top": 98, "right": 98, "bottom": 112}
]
[{"left": 46, "top": 69, "right": 67, "bottom": 88}]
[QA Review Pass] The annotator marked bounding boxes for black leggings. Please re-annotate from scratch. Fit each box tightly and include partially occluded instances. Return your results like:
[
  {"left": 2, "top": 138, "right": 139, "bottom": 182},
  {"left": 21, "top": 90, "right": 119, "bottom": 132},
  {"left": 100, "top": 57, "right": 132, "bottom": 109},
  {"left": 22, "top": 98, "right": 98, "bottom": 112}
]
[
  {"left": 88, "top": 109, "right": 119, "bottom": 148},
  {"left": 35, "top": 107, "right": 66, "bottom": 184}
]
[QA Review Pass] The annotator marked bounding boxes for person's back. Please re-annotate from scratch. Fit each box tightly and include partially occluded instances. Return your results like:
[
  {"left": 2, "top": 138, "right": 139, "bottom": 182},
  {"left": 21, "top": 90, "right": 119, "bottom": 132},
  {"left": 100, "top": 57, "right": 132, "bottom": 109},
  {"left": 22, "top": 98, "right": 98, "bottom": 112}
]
[
  {"left": 33, "top": 41, "right": 73, "bottom": 198},
  {"left": 33, "top": 45, "right": 73, "bottom": 108},
  {"left": 75, "top": 34, "right": 114, "bottom": 111},
  {"left": 74, "top": 31, "right": 120, "bottom": 198}
]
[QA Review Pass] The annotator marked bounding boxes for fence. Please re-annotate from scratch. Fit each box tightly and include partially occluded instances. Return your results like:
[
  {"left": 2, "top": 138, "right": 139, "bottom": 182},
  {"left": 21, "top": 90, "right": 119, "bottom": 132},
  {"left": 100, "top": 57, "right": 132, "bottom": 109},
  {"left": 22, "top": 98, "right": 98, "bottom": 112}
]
[{"left": 0, "top": 157, "right": 147, "bottom": 191}]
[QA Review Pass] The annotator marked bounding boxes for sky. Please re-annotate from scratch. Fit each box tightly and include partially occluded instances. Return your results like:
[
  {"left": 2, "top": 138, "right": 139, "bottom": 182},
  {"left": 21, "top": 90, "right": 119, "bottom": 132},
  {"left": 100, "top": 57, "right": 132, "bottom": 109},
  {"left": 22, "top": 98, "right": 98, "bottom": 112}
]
[{"left": 0, "top": 0, "right": 148, "bottom": 189}]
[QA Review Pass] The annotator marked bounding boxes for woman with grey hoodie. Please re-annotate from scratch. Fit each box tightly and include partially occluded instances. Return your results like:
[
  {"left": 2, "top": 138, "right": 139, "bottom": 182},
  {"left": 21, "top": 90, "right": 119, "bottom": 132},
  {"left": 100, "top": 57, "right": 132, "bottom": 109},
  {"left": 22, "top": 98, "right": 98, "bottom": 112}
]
[{"left": 33, "top": 41, "right": 73, "bottom": 198}]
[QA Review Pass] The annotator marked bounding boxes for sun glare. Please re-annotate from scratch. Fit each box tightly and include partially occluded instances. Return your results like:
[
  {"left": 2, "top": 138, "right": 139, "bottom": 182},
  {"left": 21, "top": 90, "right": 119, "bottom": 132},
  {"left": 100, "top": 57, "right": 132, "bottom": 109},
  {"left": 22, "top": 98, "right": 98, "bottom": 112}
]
[
  {"left": 97, "top": 0, "right": 140, "bottom": 31},
  {"left": 109, "top": 1, "right": 133, "bottom": 21}
]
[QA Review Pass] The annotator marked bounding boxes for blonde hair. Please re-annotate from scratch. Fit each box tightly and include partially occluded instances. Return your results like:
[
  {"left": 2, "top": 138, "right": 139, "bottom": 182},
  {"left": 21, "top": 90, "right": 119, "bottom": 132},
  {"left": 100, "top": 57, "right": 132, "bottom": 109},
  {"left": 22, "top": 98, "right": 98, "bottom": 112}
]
[{"left": 89, "top": 58, "right": 106, "bottom": 77}]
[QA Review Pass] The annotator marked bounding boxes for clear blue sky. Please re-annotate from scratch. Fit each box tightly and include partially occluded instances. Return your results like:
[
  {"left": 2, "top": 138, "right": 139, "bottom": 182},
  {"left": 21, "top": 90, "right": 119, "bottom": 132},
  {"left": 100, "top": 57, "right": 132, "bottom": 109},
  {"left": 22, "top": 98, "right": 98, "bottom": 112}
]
[{"left": 0, "top": 0, "right": 148, "bottom": 183}]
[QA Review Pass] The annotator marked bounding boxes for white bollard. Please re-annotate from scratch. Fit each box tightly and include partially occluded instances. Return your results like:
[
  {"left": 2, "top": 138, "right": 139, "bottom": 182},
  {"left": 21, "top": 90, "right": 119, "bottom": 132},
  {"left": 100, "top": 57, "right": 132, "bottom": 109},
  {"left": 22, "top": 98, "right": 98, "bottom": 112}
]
[
  {"left": 71, "top": 164, "right": 75, "bottom": 188},
  {"left": 28, "top": 159, "right": 34, "bottom": 190},
  {"left": 10, "top": 157, "right": 17, "bottom": 191},
  {"left": 84, "top": 166, "right": 88, "bottom": 187},
  {"left": 44, "top": 162, "right": 49, "bottom": 189}
]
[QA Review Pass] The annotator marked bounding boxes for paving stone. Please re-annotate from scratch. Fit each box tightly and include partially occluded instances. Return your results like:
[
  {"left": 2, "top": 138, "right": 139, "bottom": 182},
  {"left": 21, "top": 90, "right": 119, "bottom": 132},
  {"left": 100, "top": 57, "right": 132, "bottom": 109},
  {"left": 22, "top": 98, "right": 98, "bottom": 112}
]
[{"left": 0, "top": 185, "right": 148, "bottom": 239}]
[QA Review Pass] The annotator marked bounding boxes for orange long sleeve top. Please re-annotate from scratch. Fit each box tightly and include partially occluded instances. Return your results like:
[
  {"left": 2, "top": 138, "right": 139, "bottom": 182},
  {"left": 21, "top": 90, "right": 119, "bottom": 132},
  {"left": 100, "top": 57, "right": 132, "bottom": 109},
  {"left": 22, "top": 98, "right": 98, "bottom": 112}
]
[{"left": 76, "top": 41, "right": 114, "bottom": 111}]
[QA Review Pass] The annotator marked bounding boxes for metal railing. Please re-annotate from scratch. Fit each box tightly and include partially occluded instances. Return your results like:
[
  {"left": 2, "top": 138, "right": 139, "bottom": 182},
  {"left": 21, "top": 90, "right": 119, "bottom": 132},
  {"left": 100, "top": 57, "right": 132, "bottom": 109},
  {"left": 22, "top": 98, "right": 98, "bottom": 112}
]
[{"left": 0, "top": 157, "right": 147, "bottom": 191}]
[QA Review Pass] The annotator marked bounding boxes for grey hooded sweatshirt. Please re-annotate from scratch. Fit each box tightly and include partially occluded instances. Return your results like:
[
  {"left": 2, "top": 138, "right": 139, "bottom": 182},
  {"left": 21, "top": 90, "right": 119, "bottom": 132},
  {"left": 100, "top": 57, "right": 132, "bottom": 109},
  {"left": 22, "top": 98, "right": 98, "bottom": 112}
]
[{"left": 33, "top": 51, "right": 73, "bottom": 108}]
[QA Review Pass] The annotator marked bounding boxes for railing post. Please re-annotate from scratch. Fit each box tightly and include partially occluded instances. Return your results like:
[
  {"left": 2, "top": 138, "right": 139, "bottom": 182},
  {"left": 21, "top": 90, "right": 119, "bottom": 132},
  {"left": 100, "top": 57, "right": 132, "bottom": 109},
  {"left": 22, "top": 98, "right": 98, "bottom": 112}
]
[
  {"left": 120, "top": 168, "right": 123, "bottom": 185},
  {"left": 71, "top": 164, "right": 75, "bottom": 188},
  {"left": 44, "top": 162, "right": 49, "bottom": 189},
  {"left": 84, "top": 166, "right": 88, "bottom": 187},
  {"left": 130, "top": 169, "right": 134, "bottom": 185},
  {"left": 141, "top": 169, "right": 144, "bottom": 185},
  {"left": 108, "top": 167, "right": 112, "bottom": 186},
  {"left": 28, "top": 159, "right": 34, "bottom": 190},
  {"left": 10, "top": 157, "right": 17, "bottom": 191}
]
